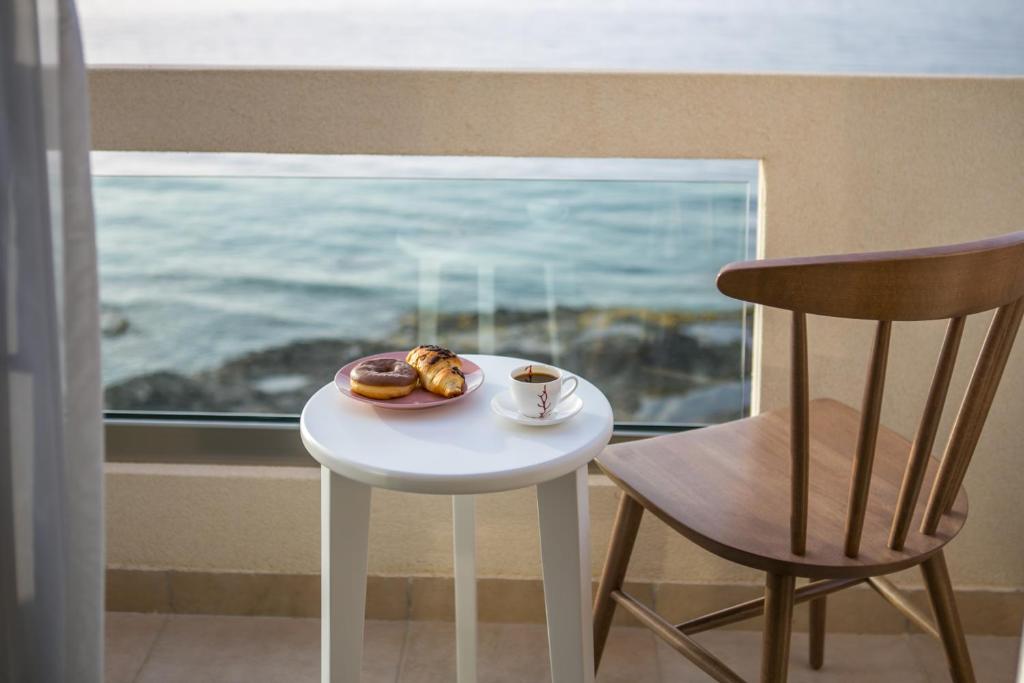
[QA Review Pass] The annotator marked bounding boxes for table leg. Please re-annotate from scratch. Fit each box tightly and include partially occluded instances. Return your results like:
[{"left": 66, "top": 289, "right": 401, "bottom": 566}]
[
  {"left": 321, "top": 467, "right": 372, "bottom": 683},
  {"left": 453, "top": 495, "right": 478, "bottom": 683},
  {"left": 537, "top": 466, "right": 595, "bottom": 683}
]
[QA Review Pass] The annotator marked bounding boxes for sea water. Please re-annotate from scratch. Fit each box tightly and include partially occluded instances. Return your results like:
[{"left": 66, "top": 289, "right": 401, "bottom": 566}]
[{"left": 95, "top": 173, "right": 755, "bottom": 384}]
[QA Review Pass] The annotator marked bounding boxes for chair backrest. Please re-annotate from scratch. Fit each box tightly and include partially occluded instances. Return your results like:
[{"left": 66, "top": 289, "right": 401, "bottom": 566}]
[{"left": 716, "top": 231, "right": 1024, "bottom": 557}]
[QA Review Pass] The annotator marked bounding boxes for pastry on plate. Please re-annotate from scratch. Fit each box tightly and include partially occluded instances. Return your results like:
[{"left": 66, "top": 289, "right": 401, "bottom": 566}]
[
  {"left": 349, "top": 358, "right": 419, "bottom": 399},
  {"left": 406, "top": 345, "right": 466, "bottom": 398}
]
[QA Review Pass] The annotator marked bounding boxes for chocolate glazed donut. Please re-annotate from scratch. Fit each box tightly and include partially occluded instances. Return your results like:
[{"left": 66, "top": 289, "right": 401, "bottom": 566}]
[{"left": 350, "top": 358, "right": 419, "bottom": 399}]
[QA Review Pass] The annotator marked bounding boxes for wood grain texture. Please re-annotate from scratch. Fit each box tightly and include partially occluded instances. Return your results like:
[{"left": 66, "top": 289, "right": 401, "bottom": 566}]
[
  {"left": 611, "top": 591, "right": 744, "bottom": 683},
  {"left": 674, "top": 578, "right": 861, "bottom": 635},
  {"left": 761, "top": 573, "right": 796, "bottom": 683},
  {"left": 592, "top": 494, "right": 643, "bottom": 671},
  {"left": 809, "top": 596, "right": 827, "bottom": 670},
  {"left": 921, "top": 552, "right": 977, "bottom": 682},
  {"left": 889, "top": 316, "right": 965, "bottom": 550},
  {"left": 844, "top": 321, "right": 892, "bottom": 558},
  {"left": 596, "top": 399, "right": 968, "bottom": 578},
  {"left": 595, "top": 234, "right": 1023, "bottom": 680},
  {"left": 923, "top": 297, "right": 1024, "bottom": 532},
  {"left": 866, "top": 576, "right": 940, "bottom": 640},
  {"left": 790, "top": 312, "right": 810, "bottom": 556},
  {"left": 716, "top": 231, "right": 1024, "bottom": 321}
]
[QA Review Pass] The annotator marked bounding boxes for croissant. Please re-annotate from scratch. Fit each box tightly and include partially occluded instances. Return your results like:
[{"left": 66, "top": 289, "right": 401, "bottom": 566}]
[{"left": 405, "top": 345, "right": 466, "bottom": 398}]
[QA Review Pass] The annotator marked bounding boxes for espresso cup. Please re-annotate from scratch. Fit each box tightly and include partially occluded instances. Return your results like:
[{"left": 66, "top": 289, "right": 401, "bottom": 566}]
[{"left": 508, "top": 363, "right": 579, "bottom": 419}]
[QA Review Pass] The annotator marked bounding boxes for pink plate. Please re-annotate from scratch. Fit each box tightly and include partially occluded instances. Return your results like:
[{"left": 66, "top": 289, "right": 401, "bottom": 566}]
[{"left": 335, "top": 351, "right": 484, "bottom": 410}]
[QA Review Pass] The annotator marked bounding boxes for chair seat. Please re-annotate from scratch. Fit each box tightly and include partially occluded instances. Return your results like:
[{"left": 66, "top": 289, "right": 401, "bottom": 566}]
[{"left": 597, "top": 398, "right": 967, "bottom": 578}]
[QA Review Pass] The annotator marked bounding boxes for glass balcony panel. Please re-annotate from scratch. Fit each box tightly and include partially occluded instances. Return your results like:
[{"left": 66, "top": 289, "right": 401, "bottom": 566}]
[{"left": 96, "top": 158, "right": 756, "bottom": 426}]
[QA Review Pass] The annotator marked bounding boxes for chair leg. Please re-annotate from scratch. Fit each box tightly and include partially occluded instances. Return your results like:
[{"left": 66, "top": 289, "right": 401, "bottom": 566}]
[
  {"left": 921, "top": 551, "right": 975, "bottom": 683},
  {"left": 809, "top": 596, "right": 826, "bottom": 670},
  {"left": 593, "top": 492, "right": 644, "bottom": 672},
  {"left": 761, "top": 572, "right": 796, "bottom": 683}
]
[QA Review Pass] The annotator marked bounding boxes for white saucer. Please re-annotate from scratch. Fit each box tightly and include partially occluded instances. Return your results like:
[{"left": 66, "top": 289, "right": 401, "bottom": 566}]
[{"left": 490, "top": 390, "right": 584, "bottom": 426}]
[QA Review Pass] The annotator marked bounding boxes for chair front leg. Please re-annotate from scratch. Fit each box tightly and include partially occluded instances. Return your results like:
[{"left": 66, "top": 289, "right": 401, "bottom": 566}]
[
  {"left": 809, "top": 595, "right": 827, "bottom": 669},
  {"left": 921, "top": 551, "right": 975, "bottom": 683},
  {"left": 593, "top": 492, "right": 644, "bottom": 672},
  {"left": 761, "top": 572, "right": 796, "bottom": 683}
]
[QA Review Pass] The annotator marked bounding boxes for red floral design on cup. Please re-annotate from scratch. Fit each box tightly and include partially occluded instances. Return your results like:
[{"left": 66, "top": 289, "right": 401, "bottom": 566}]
[
  {"left": 508, "top": 363, "right": 579, "bottom": 419},
  {"left": 537, "top": 386, "right": 551, "bottom": 417}
]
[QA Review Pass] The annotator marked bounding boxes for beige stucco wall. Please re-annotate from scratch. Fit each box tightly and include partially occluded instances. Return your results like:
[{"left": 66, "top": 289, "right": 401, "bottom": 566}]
[
  {"left": 94, "top": 70, "right": 1024, "bottom": 589},
  {"left": 107, "top": 465, "right": 760, "bottom": 583}
]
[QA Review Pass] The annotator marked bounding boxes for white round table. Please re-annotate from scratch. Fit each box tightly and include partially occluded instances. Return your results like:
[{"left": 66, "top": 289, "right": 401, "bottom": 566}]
[{"left": 301, "top": 354, "right": 613, "bottom": 683}]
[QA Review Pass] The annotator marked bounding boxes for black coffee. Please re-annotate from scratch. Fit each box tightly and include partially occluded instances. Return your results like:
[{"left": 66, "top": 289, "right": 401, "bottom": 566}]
[{"left": 514, "top": 372, "right": 557, "bottom": 384}]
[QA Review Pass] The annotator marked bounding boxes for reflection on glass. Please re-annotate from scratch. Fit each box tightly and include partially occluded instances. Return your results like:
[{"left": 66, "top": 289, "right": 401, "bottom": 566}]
[{"left": 96, "top": 173, "right": 755, "bottom": 425}]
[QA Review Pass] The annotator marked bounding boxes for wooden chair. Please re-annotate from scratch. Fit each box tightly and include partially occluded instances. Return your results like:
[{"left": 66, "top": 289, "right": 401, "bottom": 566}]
[{"left": 592, "top": 231, "right": 1024, "bottom": 682}]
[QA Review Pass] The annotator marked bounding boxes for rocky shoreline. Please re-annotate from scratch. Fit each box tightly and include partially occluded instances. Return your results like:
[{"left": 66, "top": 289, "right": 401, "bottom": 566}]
[{"left": 104, "top": 307, "right": 749, "bottom": 423}]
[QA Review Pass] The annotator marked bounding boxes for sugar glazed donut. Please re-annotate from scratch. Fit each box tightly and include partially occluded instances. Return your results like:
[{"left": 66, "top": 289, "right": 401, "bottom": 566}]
[{"left": 349, "top": 358, "right": 419, "bottom": 399}]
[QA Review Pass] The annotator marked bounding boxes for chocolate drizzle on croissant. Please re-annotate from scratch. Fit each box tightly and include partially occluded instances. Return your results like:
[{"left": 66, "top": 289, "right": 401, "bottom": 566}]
[
  {"left": 406, "top": 345, "right": 466, "bottom": 398},
  {"left": 416, "top": 345, "right": 456, "bottom": 364}
]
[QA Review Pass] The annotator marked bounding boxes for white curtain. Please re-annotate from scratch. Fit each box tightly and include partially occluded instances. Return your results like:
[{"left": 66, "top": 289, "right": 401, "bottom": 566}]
[{"left": 1, "top": 0, "right": 105, "bottom": 680}]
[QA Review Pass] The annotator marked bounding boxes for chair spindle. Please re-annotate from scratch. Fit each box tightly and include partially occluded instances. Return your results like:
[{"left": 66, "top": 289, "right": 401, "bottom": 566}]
[
  {"left": 791, "top": 311, "right": 809, "bottom": 556},
  {"left": 922, "top": 297, "right": 1024, "bottom": 534},
  {"left": 844, "top": 320, "right": 892, "bottom": 558},
  {"left": 888, "top": 316, "right": 965, "bottom": 550}
]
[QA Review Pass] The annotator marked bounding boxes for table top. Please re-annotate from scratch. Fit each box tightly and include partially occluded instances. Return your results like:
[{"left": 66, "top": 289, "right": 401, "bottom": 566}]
[{"left": 300, "top": 354, "right": 613, "bottom": 494}]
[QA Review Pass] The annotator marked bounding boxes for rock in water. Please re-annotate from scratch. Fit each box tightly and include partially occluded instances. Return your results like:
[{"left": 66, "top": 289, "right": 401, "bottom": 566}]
[
  {"left": 102, "top": 307, "right": 747, "bottom": 422},
  {"left": 101, "top": 309, "right": 131, "bottom": 337},
  {"left": 104, "top": 371, "right": 227, "bottom": 412}
]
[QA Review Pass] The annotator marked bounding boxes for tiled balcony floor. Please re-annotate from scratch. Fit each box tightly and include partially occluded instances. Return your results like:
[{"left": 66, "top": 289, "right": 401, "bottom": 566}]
[{"left": 107, "top": 612, "right": 1020, "bottom": 682}]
